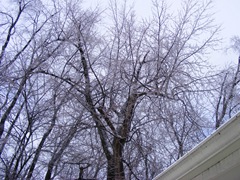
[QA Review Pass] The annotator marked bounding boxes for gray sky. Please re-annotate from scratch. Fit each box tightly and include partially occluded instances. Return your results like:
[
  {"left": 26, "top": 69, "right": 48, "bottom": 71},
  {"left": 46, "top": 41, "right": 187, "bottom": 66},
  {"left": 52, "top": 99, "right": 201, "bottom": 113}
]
[
  {"left": 84, "top": 0, "right": 240, "bottom": 68},
  {"left": 211, "top": 0, "right": 240, "bottom": 67}
]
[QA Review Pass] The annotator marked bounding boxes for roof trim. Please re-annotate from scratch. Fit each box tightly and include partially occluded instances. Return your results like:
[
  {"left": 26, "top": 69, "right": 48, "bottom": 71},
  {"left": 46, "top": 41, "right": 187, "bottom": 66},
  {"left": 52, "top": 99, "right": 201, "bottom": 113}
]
[{"left": 153, "top": 111, "right": 240, "bottom": 180}]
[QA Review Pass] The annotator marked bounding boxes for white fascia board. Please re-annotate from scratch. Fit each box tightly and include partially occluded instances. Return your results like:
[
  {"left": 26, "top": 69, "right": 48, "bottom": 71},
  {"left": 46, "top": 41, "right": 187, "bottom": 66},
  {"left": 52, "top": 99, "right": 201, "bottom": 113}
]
[{"left": 153, "top": 111, "right": 240, "bottom": 180}]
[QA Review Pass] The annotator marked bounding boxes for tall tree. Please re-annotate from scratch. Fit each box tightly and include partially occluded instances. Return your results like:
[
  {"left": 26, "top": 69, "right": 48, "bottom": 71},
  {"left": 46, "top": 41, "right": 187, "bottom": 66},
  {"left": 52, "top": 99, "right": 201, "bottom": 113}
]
[
  {"left": 41, "top": 0, "right": 219, "bottom": 179},
  {"left": 0, "top": 0, "right": 230, "bottom": 179},
  {"left": 211, "top": 58, "right": 240, "bottom": 129}
]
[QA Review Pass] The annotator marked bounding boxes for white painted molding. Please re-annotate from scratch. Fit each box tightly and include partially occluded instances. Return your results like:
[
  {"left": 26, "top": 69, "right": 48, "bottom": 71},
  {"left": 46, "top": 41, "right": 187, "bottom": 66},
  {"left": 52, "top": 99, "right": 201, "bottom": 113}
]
[{"left": 153, "top": 111, "right": 240, "bottom": 180}]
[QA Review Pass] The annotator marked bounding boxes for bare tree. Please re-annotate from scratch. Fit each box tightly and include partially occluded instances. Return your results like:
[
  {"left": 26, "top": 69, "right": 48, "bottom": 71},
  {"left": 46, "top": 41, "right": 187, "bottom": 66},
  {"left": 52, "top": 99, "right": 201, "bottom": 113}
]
[
  {"left": 0, "top": 0, "right": 61, "bottom": 139},
  {"left": 45, "top": 0, "right": 219, "bottom": 179},
  {"left": 0, "top": 0, "right": 225, "bottom": 179},
  {"left": 211, "top": 59, "right": 240, "bottom": 129}
]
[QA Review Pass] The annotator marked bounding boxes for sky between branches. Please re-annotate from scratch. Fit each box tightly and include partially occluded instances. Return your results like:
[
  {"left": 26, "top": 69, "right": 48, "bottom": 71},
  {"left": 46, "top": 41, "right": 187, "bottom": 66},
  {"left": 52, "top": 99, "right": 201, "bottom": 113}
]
[{"left": 83, "top": 0, "right": 240, "bottom": 68}]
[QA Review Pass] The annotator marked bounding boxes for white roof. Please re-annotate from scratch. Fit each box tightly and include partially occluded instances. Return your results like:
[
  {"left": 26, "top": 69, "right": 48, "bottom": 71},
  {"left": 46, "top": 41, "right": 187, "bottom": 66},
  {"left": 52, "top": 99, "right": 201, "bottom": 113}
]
[{"left": 153, "top": 111, "right": 240, "bottom": 180}]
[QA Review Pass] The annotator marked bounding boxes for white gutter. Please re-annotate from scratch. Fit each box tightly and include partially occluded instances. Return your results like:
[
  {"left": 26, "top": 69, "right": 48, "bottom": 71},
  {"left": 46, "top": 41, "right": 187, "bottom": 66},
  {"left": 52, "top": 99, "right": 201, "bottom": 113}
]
[{"left": 153, "top": 111, "right": 240, "bottom": 180}]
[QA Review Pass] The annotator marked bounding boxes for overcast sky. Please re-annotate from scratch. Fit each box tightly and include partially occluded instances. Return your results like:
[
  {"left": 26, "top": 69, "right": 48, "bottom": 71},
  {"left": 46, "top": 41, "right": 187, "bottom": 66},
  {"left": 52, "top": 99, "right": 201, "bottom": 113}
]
[
  {"left": 211, "top": 0, "right": 240, "bottom": 67},
  {"left": 84, "top": 0, "right": 240, "bottom": 68}
]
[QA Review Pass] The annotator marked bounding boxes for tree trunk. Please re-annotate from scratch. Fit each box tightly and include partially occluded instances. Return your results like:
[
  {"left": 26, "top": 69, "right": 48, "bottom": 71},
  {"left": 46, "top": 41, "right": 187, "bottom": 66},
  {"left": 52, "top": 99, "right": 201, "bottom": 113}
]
[
  {"left": 107, "top": 137, "right": 125, "bottom": 180},
  {"left": 45, "top": 164, "right": 54, "bottom": 180},
  {"left": 0, "top": 74, "right": 28, "bottom": 138},
  {"left": 26, "top": 121, "right": 55, "bottom": 180},
  {"left": 44, "top": 118, "right": 80, "bottom": 180}
]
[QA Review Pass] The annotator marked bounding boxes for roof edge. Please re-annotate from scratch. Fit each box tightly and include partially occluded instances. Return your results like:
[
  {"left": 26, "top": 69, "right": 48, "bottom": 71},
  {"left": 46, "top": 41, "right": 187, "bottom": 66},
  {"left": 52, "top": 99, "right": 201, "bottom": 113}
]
[{"left": 153, "top": 111, "right": 240, "bottom": 180}]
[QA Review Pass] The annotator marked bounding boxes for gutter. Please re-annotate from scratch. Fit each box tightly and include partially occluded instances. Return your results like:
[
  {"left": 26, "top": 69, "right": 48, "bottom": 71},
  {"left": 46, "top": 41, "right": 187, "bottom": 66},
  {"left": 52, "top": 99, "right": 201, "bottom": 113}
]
[{"left": 153, "top": 111, "right": 240, "bottom": 180}]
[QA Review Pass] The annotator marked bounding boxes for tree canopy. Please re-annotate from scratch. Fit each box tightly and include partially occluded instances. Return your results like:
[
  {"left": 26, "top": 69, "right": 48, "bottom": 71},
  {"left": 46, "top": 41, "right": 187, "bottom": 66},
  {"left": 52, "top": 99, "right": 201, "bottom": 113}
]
[{"left": 0, "top": 0, "right": 239, "bottom": 179}]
